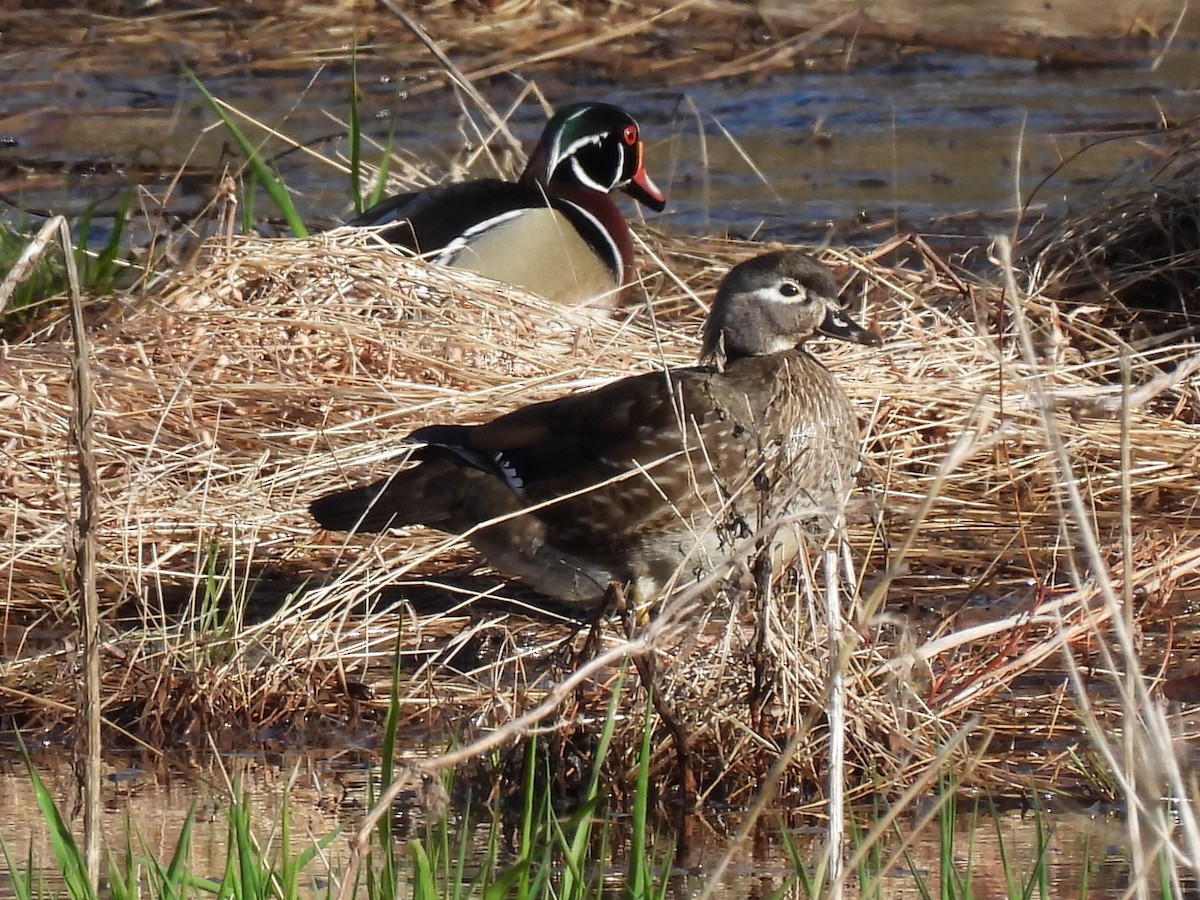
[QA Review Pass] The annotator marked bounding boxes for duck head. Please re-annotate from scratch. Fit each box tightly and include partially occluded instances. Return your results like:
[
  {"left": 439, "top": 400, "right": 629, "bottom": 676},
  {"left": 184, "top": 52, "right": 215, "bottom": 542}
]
[
  {"left": 701, "top": 251, "right": 882, "bottom": 362},
  {"left": 521, "top": 102, "right": 667, "bottom": 212}
]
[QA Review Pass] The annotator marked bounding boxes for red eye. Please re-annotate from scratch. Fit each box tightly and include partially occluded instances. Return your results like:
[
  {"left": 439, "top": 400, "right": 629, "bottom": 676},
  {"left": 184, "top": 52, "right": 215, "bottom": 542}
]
[{"left": 622, "top": 124, "right": 638, "bottom": 145}]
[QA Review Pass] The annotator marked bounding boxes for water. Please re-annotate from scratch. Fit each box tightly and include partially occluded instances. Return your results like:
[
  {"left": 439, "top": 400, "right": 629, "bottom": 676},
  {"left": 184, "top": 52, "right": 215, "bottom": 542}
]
[
  {"left": 1, "top": 34, "right": 1197, "bottom": 249},
  {"left": 0, "top": 746, "right": 1142, "bottom": 899},
  {"left": 678, "top": 49, "right": 1200, "bottom": 239}
]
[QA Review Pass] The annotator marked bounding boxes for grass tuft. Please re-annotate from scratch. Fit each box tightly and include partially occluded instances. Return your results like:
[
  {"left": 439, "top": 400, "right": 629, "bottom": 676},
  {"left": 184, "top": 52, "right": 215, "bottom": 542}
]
[{"left": 190, "top": 73, "right": 309, "bottom": 238}]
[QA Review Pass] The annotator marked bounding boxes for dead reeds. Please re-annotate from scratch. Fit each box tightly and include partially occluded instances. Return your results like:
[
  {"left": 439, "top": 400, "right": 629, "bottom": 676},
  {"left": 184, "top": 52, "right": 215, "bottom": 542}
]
[
  {"left": 2, "top": 216, "right": 1198, "bottom": 804},
  {"left": 0, "top": 1, "right": 1175, "bottom": 92},
  {"left": 1022, "top": 132, "right": 1200, "bottom": 315}
]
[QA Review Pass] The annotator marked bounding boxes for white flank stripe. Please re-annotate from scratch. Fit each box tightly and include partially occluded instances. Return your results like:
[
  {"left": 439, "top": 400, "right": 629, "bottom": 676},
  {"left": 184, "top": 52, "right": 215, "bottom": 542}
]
[{"left": 435, "top": 209, "right": 527, "bottom": 264}]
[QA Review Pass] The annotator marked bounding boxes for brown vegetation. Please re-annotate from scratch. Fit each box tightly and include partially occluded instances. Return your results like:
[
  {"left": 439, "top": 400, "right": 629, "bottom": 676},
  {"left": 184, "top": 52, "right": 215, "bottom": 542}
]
[
  {"left": 0, "top": 0, "right": 1184, "bottom": 91},
  {"left": 3, "top": 194, "right": 1199, "bottom": 804},
  {"left": 1023, "top": 137, "right": 1200, "bottom": 314}
]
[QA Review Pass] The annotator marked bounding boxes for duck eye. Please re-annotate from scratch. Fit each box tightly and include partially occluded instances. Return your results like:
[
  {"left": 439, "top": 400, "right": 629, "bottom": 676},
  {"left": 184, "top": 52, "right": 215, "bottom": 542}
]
[
  {"left": 779, "top": 281, "right": 802, "bottom": 298},
  {"left": 622, "top": 124, "right": 638, "bottom": 145}
]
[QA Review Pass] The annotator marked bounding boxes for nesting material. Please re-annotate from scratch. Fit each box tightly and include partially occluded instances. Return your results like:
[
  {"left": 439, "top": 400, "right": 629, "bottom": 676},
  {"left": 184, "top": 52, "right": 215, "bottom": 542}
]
[
  {"left": 2, "top": 225, "right": 1197, "bottom": 800},
  {"left": 1022, "top": 138, "right": 1200, "bottom": 314}
]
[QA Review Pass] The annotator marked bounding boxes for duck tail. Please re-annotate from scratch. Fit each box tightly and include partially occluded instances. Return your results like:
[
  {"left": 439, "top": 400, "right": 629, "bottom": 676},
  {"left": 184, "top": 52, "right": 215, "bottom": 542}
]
[
  {"left": 310, "top": 453, "right": 496, "bottom": 534},
  {"left": 310, "top": 476, "right": 407, "bottom": 533}
]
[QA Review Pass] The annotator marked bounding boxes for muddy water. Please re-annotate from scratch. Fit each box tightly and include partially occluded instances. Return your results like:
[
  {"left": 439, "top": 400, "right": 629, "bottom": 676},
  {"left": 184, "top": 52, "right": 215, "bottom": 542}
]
[
  {"left": 0, "top": 747, "right": 1138, "bottom": 899},
  {"left": 0, "top": 32, "right": 1197, "bottom": 249}
]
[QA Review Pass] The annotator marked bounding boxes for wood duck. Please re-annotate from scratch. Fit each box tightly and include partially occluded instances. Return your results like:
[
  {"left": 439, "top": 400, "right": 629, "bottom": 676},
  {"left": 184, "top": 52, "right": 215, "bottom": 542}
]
[
  {"left": 311, "top": 251, "right": 881, "bottom": 608},
  {"left": 348, "top": 102, "right": 666, "bottom": 309}
]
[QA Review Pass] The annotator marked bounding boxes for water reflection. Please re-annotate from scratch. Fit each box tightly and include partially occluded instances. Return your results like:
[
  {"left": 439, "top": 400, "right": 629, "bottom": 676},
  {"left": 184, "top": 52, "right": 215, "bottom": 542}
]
[
  {"left": 0, "top": 40, "right": 1196, "bottom": 249},
  {"left": 0, "top": 747, "right": 1148, "bottom": 899}
]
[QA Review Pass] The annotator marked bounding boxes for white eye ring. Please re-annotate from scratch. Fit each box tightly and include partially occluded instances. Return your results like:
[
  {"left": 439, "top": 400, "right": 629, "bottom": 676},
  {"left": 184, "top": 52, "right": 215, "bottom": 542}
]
[{"left": 778, "top": 281, "right": 803, "bottom": 298}]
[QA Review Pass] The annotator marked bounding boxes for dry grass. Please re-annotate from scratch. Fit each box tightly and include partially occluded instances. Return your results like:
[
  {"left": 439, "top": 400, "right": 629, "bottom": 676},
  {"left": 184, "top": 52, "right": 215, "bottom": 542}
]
[
  {"left": 0, "top": 1, "right": 845, "bottom": 87},
  {"left": 2, "top": 218, "right": 1199, "bottom": 803},
  {"left": 1022, "top": 134, "right": 1200, "bottom": 315}
]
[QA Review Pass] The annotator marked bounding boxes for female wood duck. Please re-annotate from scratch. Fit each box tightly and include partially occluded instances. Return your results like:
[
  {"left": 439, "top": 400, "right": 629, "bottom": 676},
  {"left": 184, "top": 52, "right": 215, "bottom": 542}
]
[
  {"left": 348, "top": 102, "right": 666, "bottom": 309},
  {"left": 311, "top": 251, "right": 881, "bottom": 608}
]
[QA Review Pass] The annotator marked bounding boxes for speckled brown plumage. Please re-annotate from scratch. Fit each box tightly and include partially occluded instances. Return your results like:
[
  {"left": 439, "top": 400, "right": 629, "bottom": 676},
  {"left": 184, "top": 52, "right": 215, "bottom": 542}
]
[{"left": 311, "top": 251, "right": 881, "bottom": 607}]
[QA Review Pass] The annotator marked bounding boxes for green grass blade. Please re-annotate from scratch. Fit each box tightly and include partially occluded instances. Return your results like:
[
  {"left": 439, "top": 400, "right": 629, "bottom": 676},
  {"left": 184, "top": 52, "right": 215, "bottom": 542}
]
[
  {"left": 279, "top": 781, "right": 298, "bottom": 900},
  {"left": 410, "top": 840, "right": 437, "bottom": 900},
  {"left": 894, "top": 820, "right": 932, "bottom": 900},
  {"left": 556, "top": 795, "right": 601, "bottom": 900},
  {"left": 381, "top": 620, "right": 404, "bottom": 788},
  {"left": 467, "top": 797, "right": 502, "bottom": 894},
  {"left": 518, "top": 736, "right": 538, "bottom": 858},
  {"left": 349, "top": 45, "right": 363, "bottom": 215},
  {"left": 370, "top": 623, "right": 406, "bottom": 900},
  {"left": 990, "top": 797, "right": 1018, "bottom": 900},
  {"left": 482, "top": 857, "right": 532, "bottom": 900},
  {"left": 105, "top": 862, "right": 134, "bottom": 900},
  {"left": 369, "top": 130, "right": 394, "bottom": 209},
  {"left": 627, "top": 688, "right": 655, "bottom": 897},
  {"left": 230, "top": 790, "right": 271, "bottom": 900},
  {"left": 189, "top": 73, "right": 308, "bottom": 238},
  {"left": 0, "top": 832, "right": 33, "bottom": 900},
  {"left": 1025, "top": 798, "right": 1050, "bottom": 900},
  {"left": 558, "top": 668, "right": 626, "bottom": 899},
  {"left": 20, "top": 749, "right": 94, "bottom": 900},
  {"left": 513, "top": 740, "right": 544, "bottom": 899},
  {"left": 85, "top": 192, "right": 130, "bottom": 296},
  {"left": 769, "top": 816, "right": 806, "bottom": 900},
  {"left": 938, "top": 779, "right": 958, "bottom": 900},
  {"left": 451, "top": 787, "right": 471, "bottom": 899}
]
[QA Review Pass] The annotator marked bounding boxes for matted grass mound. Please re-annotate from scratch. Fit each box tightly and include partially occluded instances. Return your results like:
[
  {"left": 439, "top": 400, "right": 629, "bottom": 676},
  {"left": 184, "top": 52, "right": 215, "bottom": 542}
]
[
  {"left": 1, "top": 225, "right": 1198, "bottom": 801},
  {"left": 1022, "top": 136, "right": 1200, "bottom": 315}
]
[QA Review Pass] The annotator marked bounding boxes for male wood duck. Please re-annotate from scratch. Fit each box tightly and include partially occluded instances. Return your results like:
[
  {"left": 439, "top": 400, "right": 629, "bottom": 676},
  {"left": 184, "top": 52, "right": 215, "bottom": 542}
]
[
  {"left": 348, "top": 101, "right": 666, "bottom": 309},
  {"left": 311, "top": 251, "right": 881, "bottom": 608}
]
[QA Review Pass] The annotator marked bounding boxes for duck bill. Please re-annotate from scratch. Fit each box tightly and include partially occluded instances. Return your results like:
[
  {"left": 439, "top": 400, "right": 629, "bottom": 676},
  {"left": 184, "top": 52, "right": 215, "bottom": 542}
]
[
  {"left": 818, "top": 304, "right": 882, "bottom": 347},
  {"left": 622, "top": 142, "right": 667, "bottom": 212}
]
